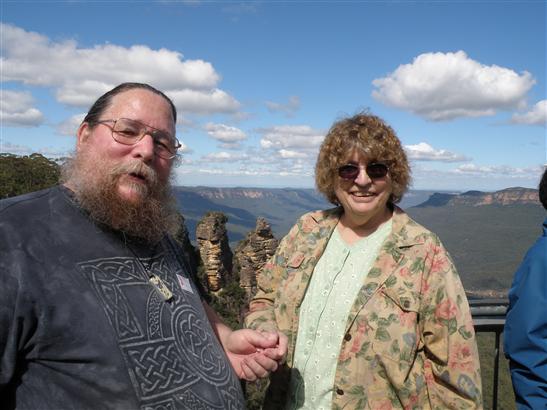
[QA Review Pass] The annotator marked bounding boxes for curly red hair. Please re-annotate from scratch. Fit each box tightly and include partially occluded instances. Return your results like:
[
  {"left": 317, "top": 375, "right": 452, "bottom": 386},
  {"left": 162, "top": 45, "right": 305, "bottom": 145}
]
[{"left": 315, "top": 112, "right": 411, "bottom": 205}]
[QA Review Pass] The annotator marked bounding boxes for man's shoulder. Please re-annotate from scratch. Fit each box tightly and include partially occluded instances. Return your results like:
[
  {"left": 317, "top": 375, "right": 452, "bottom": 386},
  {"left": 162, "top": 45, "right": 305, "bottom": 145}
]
[
  {"left": 522, "top": 232, "right": 547, "bottom": 266},
  {"left": 0, "top": 186, "right": 60, "bottom": 218}
]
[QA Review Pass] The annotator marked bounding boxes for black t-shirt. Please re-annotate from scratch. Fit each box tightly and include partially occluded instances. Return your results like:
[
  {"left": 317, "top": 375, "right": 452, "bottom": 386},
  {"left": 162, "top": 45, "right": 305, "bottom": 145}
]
[{"left": 0, "top": 186, "right": 245, "bottom": 409}]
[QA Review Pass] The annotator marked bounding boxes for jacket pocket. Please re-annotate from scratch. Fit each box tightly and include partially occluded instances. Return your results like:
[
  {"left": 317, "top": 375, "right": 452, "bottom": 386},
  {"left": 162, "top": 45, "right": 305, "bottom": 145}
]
[
  {"left": 370, "top": 284, "right": 421, "bottom": 387},
  {"left": 287, "top": 252, "right": 305, "bottom": 269}
]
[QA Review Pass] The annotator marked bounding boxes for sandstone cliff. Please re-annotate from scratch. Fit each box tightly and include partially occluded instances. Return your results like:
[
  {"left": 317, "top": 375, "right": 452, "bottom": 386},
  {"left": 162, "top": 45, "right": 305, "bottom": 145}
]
[
  {"left": 417, "top": 187, "right": 539, "bottom": 208},
  {"left": 233, "top": 217, "right": 279, "bottom": 301},
  {"left": 173, "top": 213, "right": 200, "bottom": 275},
  {"left": 195, "top": 212, "right": 233, "bottom": 292}
]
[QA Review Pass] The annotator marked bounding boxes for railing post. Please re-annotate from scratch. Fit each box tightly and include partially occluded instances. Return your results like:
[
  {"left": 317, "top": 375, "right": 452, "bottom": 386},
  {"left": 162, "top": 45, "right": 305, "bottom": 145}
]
[
  {"left": 469, "top": 298, "right": 509, "bottom": 410},
  {"left": 492, "top": 329, "right": 501, "bottom": 410}
]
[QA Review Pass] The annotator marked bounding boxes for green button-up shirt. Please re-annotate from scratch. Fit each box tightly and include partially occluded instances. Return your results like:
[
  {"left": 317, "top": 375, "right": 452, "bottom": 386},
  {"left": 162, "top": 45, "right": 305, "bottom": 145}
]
[{"left": 287, "top": 220, "right": 392, "bottom": 409}]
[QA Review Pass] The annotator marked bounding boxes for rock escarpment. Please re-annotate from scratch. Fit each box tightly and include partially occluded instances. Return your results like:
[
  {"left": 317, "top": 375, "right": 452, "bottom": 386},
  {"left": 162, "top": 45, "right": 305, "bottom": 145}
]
[
  {"left": 173, "top": 213, "right": 200, "bottom": 275},
  {"left": 195, "top": 212, "right": 233, "bottom": 292},
  {"left": 234, "top": 218, "right": 279, "bottom": 301},
  {"left": 417, "top": 187, "right": 539, "bottom": 208}
]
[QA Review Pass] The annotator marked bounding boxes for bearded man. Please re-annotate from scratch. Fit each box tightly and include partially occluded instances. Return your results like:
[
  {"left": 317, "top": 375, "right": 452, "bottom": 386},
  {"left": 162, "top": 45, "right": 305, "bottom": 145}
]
[{"left": 0, "top": 83, "right": 286, "bottom": 410}]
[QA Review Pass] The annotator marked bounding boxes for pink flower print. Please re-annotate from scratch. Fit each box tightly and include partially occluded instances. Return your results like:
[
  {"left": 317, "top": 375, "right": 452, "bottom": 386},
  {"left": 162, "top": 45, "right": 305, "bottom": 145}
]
[
  {"left": 398, "top": 267, "right": 411, "bottom": 278},
  {"left": 398, "top": 310, "right": 416, "bottom": 328},
  {"left": 423, "top": 361, "right": 435, "bottom": 384},
  {"left": 404, "top": 394, "right": 419, "bottom": 410},
  {"left": 435, "top": 298, "right": 457, "bottom": 321},
  {"left": 376, "top": 399, "right": 395, "bottom": 410},
  {"left": 350, "top": 321, "right": 373, "bottom": 354},
  {"left": 420, "top": 277, "right": 431, "bottom": 294},
  {"left": 424, "top": 245, "right": 448, "bottom": 273},
  {"left": 339, "top": 320, "right": 370, "bottom": 361},
  {"left": 301, "top": 217, "right": 316, "bottom": 233},
  {"left": 448, "top": 342, "right": 474, "bottom": 372}
]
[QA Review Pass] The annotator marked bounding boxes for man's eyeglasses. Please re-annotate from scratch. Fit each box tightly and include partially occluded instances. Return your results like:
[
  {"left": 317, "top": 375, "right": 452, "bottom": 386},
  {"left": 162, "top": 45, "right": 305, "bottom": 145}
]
[
  {"left": 95, "top": 118, "right": 181, "bottom": 160},
  {"left": 338, "top": 162, "right": 389, "bottom": 180}
]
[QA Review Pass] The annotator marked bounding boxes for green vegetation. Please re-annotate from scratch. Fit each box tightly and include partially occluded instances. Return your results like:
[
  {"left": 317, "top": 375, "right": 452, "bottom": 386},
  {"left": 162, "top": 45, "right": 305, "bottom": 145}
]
[
  {"left": 477, "top": 332, "right": 515, "bottom": 410},
  {"left": 407, "top": 204, "right": 545, "bottom": 292},
  {"left": 0, "top": 153, "right": 61, "bottom": 199},
  {"left": 207, "top": 272, "right": 247, "bottom": 331}
]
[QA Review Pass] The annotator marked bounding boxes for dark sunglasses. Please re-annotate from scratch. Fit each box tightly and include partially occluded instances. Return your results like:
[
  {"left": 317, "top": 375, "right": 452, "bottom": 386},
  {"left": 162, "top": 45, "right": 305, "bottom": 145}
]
[{"left": 338, "top": 162, "right": 389, "bottom": 180}]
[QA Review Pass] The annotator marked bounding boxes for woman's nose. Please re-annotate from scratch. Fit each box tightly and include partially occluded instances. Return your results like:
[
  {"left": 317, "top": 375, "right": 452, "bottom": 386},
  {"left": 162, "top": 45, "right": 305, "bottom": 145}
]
[{"left": 354, "top": 166, "right": 372, "bottom": 185}]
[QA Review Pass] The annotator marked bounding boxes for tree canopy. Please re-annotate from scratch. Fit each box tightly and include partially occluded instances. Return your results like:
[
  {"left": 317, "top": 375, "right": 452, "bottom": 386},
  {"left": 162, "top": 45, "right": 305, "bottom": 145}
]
[{"left": 0, "top": 153, "right": 61, "bottom": 199}]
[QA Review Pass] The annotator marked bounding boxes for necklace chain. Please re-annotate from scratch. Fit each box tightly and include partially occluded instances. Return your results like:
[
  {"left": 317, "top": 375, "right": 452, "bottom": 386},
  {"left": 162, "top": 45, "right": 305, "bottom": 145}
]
[{"left": 125, "top": 240, "right": 173, "bottom": 302}]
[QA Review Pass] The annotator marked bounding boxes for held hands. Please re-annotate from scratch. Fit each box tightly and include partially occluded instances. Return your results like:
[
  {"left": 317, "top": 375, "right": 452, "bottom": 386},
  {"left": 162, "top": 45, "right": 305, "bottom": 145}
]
[{"left": 223, "top": 329, "right": 288, "bottom": 381}]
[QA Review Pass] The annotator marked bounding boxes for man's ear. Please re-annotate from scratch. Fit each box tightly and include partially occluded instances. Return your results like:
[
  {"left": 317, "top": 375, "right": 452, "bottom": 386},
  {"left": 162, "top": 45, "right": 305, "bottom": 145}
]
[{"left": 76, "top": 122, "right": 92, "bottom": 152}]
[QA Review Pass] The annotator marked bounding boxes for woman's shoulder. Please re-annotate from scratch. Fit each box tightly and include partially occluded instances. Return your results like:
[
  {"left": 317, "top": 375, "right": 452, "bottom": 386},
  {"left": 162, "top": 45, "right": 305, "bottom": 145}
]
[
  {"left": 298, "top": 206, "right": 341, "bottom": 222},
  {"left": 284, "top": 207, "right": 341, "bottom": 240},
  {"left": 392, "top": 206, "right": 441, "bottom": 245},
  {"left": 296, "top": 207, "right": 340, "bottom": 227}
]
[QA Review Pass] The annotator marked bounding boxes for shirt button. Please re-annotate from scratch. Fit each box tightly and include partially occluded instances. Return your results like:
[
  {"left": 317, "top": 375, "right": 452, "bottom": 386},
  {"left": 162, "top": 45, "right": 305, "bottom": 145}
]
[
  {"left": 336, "top": 388, "right": 344, "bottom": 395},
  {"left": 344, "top": 333, "right": 352, "bottom": 341},
  {"left": 403, "top": 300, "right": 411, "bottom": 309}
]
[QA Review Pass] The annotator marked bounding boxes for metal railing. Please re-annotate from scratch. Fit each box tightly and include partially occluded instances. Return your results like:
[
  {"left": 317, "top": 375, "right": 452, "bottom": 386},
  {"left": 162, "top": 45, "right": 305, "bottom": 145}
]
[{"left": 469, "top": 298, "right": 509, "bottom": 410}]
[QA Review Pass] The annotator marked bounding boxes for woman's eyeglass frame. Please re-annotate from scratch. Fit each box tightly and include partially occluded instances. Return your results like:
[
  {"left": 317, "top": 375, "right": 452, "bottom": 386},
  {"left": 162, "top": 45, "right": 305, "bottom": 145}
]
[{"left": 337, "top": 162, "right": 389, "bottom": 180}]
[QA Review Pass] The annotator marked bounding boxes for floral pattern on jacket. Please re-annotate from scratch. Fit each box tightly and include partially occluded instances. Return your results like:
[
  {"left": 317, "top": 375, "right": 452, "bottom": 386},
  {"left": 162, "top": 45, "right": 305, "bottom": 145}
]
[{"left": 245, "top": 207, "right": 482, "bottom": 410}]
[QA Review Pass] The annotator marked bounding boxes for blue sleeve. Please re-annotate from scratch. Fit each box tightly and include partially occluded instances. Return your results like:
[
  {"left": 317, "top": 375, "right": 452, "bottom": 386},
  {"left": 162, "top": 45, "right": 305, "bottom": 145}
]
[{"left": 504, "top": 235, "right": 547, "bottom": 409}]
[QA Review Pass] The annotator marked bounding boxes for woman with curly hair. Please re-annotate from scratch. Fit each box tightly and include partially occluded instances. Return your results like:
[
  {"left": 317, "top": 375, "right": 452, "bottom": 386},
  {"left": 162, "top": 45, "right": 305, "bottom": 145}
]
[{"left": 246, "top": 113, "right": 482, "bottom": 409}]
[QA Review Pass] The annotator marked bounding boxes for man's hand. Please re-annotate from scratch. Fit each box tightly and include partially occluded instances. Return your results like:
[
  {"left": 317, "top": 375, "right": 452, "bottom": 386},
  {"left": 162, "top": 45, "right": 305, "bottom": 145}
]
[
  {"left": 203, "top": 301, "right": 288, "bottom": 381},
  {"left": 223, "top": 329, "right": 288, "bottom": 381}
]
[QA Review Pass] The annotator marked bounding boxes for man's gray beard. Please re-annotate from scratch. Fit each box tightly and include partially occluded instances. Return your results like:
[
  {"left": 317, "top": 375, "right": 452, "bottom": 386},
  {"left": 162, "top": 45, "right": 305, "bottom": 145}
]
[{"left": 61, "top": 151, "right": 181, "bottom": 244}]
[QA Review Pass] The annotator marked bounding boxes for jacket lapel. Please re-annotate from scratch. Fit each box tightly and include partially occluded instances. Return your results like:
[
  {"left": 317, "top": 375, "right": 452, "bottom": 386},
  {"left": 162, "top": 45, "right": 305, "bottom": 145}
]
[
  {"left": 290, "top": 208, "right": 340, "bottom": 308},
  {"left": 343, "top": 207, "right": 425, "bottom": 334}
]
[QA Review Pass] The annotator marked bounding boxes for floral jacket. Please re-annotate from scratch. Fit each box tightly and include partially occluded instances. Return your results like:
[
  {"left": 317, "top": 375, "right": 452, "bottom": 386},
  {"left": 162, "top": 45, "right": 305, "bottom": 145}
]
[{"left": 245, "top": 207, "right": 482, "bottom": 410}]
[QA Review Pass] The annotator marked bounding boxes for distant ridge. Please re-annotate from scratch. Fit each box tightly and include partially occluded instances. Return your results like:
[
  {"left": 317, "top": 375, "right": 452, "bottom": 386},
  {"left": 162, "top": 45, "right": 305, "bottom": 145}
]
[
  {"left": 173, "top": 185, "right": 544, "bottom": 293},
  {"left": 407, "top": 187, "right": 544, "bottom": 292},
  {"left": 416, "top": 187, "right": 538, "bottom": 207}
]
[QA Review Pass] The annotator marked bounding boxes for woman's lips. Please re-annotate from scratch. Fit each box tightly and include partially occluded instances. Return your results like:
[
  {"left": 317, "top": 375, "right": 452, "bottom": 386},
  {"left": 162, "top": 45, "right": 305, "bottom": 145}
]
[{"left": 350, "top": 191, "right": 375, "bottom": 197}]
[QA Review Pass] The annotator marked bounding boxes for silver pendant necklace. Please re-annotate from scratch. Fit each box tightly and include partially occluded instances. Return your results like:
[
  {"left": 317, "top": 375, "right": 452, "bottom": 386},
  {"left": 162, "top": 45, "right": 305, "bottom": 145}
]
[{"left": 125, "top": 238, "right": 173, "bottom": 302}]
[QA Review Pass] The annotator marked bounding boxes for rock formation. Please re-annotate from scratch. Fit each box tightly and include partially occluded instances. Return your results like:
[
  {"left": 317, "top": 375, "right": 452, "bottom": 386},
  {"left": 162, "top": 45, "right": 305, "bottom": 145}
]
[
  {"left": 234, "top": 217, "right": 279, "bottom": 301},
  {"left": 417, "top": 187, "right": 540, "bottom": 208},
  {"left": 195, "top": 212, "right": 233, "bottom": 292},
  {"left": 173, "top": 212, "right": 200, "bottom": 275}
]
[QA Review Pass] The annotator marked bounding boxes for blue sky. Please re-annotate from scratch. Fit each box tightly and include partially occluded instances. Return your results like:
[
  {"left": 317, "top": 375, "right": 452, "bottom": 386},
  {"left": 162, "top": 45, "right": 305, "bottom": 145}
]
[{"left": 1, "top": 0, "right": 545, "bottom": 191}]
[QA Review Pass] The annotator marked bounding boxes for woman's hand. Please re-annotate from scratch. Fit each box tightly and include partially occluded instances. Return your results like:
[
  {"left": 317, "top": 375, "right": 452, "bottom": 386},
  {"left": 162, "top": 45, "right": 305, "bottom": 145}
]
[
  {"left": 223, "top": 329, "right": 288, "bottom": 381},
  {"left": 203, "top": 301, "right": 288, "bottom": 381}
]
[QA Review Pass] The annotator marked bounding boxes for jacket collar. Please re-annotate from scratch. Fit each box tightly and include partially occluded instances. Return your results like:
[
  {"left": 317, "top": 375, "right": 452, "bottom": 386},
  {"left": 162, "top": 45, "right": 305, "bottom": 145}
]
[{"left": 306, "top": 205, "right": 426, "bottom": 249}]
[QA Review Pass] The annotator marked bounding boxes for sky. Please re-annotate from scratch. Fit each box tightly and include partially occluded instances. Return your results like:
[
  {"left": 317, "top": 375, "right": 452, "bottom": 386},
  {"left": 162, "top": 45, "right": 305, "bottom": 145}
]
[{"left": 1, "top": 0, "right": 546, "bottom": 191}]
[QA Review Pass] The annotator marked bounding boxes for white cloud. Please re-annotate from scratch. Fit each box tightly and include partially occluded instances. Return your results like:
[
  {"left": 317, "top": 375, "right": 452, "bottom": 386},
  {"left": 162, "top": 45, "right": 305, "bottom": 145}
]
[
  {"left": 168, "top": 89, "right": 240, "bottom": 114},
  {"left": 1, "top": 23, "right": 240, "bottom": 115},
  {"left": 0, "top": 142, "right": 32, "bottom": 155},
  {"left": 56, "top": 113, "right": 85, "bottom": 136},
  {"left": 177, "top": 141, "right": 193, "bottom": 154},
  {"left": 204, "top": 123, "right": 247, "bottom": 142},
  {"left": 258, "top": 125, "right": 324, "bottom": 150},
  {"left": 453, "top": 163, "right": 541, "bottom": 178},
  {"left": 0, "top": 141, "right": 70, "bottom": 158},
  {"left": 0, "top": 90, "right": 44, "bottom": 127},
  {"left": 405, "top": 142, "right": 470, "bottom": 162},
  {"left": 372, "top": 50, "right": 535, "bottom": 121},
  {"left": 265, "top": 96, "right": 301, "bottom": 117},
  {"left": 201, "top": 151, "right": 249, "bottom": 162},
  {"left": 278, "top": 149, "right": 308, "bottom": 159},
  {"left": 511, "top": 100, "right": 547, "bottom": 126}
]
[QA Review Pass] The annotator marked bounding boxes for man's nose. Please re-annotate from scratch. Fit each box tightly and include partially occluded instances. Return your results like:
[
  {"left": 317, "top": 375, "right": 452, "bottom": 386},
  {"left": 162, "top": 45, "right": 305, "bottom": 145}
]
[{"left": 132, "top": 133, "right": 155, "bottom": 162}]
